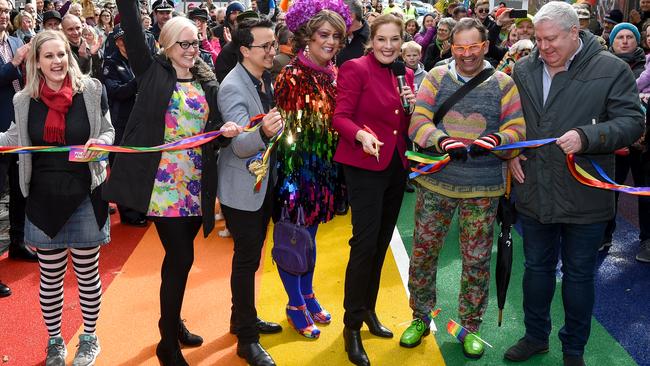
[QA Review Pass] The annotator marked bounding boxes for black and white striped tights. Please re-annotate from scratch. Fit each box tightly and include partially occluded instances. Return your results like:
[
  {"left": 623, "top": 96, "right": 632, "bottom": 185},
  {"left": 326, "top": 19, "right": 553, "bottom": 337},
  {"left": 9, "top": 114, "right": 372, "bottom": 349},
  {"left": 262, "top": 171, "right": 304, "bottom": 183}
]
[{"left": 37, "top": 247, "right": 102, "bottom": 337}]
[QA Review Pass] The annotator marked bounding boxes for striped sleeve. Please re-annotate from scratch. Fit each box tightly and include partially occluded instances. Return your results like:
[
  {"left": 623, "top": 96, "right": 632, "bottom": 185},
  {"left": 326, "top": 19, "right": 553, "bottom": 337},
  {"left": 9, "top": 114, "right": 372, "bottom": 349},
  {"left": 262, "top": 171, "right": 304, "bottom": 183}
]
[
  {"left": 494, "top": 72, "right": 526, "bottom": 160},
  {"left": 409, "top": 67, "right": 447, "bottom": 151}
]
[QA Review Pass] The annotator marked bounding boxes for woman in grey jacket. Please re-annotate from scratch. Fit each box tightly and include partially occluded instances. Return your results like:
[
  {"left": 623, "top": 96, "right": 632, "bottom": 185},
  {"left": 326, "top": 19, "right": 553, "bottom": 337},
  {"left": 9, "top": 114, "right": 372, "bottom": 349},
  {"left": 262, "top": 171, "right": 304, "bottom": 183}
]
[{"left": 0, "top": 30, "right": 114, "bottom": 366}]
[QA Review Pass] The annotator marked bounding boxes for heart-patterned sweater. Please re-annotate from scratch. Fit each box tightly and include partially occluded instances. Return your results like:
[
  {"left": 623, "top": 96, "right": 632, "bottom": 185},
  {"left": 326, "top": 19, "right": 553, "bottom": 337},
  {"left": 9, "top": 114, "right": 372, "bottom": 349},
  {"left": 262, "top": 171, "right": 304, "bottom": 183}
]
[{"left": 409, "top": 63, "right": 526, "bottom": 198}]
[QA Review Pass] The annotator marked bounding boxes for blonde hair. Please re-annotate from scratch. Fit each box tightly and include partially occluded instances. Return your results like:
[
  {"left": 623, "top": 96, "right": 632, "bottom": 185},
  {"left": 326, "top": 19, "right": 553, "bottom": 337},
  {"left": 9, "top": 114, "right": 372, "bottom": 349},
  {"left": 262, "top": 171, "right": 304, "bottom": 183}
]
[
  {"left": 401, "top": 40, "right": 421, "bottom": 53},
  {"left": 23, "top": 30, "right": 86, "bottom": 99},
  {"left": 14, "top": 11, "right": 34, "bottom": 30},
  {"left": 158, "top": 16, "right": 198, "bottom": 56}
]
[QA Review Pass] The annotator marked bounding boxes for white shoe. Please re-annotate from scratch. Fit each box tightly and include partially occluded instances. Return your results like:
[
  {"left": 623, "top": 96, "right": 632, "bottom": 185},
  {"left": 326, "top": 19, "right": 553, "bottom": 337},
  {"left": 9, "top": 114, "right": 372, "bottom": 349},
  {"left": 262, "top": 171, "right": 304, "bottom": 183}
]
[
  {"left": 215, "top": 212, "right": 224, "bottom": 221},
  {"left": 72, "top": 333, "right": 101, "bottom": 366},
  {"left": 218, "top": 228, "right": 231, "bottom": 237}
]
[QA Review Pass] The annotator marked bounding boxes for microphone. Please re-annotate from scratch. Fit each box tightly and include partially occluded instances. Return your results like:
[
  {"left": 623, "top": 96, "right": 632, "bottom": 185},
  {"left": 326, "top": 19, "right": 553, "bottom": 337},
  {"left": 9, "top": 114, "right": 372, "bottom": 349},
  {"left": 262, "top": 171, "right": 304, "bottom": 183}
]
[{"left": 391, "top": 60, "right": 411, "bottom": 114}]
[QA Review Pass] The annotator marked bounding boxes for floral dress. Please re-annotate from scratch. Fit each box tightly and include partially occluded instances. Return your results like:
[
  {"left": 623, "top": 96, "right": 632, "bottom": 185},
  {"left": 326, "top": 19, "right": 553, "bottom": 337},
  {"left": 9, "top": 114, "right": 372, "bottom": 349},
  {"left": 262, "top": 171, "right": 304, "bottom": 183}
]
[{"left": 147, "top": 80, "right": 208, "bottom": 217}]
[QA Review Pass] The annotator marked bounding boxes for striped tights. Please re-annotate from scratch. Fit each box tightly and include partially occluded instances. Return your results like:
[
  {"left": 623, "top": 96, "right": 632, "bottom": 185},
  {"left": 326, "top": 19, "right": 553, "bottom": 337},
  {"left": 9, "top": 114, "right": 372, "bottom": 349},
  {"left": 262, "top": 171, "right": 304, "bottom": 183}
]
[{"left": 37, "top": 247, "right": 102, "bottom": 337}]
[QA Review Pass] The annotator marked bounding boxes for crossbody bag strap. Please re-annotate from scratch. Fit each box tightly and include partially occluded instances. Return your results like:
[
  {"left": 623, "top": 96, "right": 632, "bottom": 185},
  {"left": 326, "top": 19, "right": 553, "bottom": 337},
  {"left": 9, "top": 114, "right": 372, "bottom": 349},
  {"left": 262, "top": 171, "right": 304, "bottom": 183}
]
[{"left": 432, "top": 67, "right": 496, "bottom": 126}]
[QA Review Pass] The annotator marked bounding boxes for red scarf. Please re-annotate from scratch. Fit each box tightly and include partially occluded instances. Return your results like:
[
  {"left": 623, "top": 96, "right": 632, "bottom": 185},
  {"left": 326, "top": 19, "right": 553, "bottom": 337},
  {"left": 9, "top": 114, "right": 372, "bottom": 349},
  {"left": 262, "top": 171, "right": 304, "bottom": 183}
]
[{"left": 39, "top": 76, "right": 73, "bottom": 144}]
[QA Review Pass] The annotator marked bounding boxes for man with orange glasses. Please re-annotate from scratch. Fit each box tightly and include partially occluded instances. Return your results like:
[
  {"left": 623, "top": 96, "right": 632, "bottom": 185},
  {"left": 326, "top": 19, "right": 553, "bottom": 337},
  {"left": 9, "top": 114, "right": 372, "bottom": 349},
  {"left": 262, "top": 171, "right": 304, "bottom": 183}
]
[{"left": 404, "top": 17, "right": 525, "bottom": 359}]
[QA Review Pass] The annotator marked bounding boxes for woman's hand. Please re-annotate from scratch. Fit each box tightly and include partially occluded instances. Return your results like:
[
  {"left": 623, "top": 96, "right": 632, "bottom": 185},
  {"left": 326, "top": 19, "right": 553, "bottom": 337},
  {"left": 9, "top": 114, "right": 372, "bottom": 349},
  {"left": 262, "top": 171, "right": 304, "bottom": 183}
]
[
  {"left": 261, "top": 108, "right": 283, "bottom": 138},
  {"left": 91, "top": 35, "right": 103, "bottom": 55},
  {"left": 220, "top": 121, "right": 243, "bottom": 138},
  {"left": 223, "top": 27, "right": 232, "bottom": 43},
  {"left": 83, "top": 138, "right": 104, "bottom": 160},
  {"left": 355, "top": 129, "right": 384, "bottom": 157},
  {"left": 399, "top": 85, "right": 417, "bottom": 112}
]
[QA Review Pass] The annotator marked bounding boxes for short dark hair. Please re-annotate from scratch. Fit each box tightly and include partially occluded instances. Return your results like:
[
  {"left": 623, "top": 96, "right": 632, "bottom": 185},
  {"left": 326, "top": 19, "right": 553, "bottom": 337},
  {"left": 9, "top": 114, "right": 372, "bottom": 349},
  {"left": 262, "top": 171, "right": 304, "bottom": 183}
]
[
  {"left": 276, "top": 23, "right": 293, "bottom": 46},
  {"left": 450, "top": 17, "right": 487, "bottom": 44},
  {"left": 233, "top": 17, "right": 274, "bottom": 61}
]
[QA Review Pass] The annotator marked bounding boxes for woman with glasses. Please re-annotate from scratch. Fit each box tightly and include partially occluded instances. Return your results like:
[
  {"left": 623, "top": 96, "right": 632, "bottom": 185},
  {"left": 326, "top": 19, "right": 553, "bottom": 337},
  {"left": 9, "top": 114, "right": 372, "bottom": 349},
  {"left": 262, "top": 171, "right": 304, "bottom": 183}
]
[
  {"left": 103, "top": 0, "right": 241, "bottom": 364},
  {"left": 273, "top": 0, "right": 350, "bottom": 340},
  {"left": 94, "top": 9, "right": 113, "bottom": 41},
  {"left": 423, "top": 16, "right": 455, "bottom": 70},
  {"left": 333, "top": 14, "right": 415, "bottom": 366}
]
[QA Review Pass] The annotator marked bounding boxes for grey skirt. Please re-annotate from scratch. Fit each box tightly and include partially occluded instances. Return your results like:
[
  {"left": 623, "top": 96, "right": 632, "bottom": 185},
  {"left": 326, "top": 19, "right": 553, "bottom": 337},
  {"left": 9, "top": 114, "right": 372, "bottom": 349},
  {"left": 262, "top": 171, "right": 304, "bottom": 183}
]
[{"left": 25, "top": 196, "right": 111, "bottom": 249}]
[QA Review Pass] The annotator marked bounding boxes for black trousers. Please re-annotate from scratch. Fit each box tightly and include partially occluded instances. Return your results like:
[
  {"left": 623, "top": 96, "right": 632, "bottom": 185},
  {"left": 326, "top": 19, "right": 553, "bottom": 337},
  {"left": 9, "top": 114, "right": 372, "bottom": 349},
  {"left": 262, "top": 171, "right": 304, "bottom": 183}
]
[
  {"left": 154, "top": 219, "right": 202, "bottom": 348},
  {"left": 222, "top": 184, "right": 273, "bottom": 344},
  {"left": 0, "top": 155, "right": 25, "bottom": 246},
  {"left": 342, "top": 150, "right": 407, "bottom": 329},
  {"left": 604, "top": 150, "right": 650, "bottom": 242}
]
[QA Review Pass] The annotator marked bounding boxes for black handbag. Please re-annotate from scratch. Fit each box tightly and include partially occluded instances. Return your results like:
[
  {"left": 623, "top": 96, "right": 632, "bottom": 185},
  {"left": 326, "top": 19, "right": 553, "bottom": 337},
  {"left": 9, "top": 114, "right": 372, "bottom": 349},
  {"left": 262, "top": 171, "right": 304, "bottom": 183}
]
[{"left": 272, "top": 206, "right": 315, "bottom": 275}]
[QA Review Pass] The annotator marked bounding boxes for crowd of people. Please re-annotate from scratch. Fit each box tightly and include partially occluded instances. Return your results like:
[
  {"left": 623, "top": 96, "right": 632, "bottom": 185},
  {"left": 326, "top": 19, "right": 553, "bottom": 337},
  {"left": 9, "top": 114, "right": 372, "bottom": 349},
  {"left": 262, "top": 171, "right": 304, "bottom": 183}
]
[{"left": 0, "top": 0, "right": 648, "bottom": 366}]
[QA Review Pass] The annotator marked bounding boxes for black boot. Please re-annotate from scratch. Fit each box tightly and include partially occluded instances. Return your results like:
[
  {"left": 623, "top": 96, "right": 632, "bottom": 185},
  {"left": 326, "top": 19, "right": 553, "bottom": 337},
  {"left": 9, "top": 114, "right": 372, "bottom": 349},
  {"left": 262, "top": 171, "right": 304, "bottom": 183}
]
[
  {"left": 178, "top": 319, "right": 203, "bottom": 347},
  {"left": 363, "top": 310, "right": 393, "bottom": 338},
  {"left": 155, "top": 342, "right": 189, "bottom": 366},
  {"left": 8, "top": 242, "right": 37, "bottom": 262},
  {"left": 343, "top": 327, "right": 370, "bottom": 366},
  {"left": 0, "top": 281, "right": 10, "bottom": 298}
]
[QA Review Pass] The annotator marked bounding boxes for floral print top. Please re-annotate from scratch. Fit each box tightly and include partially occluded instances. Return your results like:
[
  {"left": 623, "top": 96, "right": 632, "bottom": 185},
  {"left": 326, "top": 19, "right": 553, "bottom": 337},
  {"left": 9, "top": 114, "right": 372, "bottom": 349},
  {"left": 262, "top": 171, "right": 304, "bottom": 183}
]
[{"left": 147, "top": 80, "right": 208, "bottom": 217}]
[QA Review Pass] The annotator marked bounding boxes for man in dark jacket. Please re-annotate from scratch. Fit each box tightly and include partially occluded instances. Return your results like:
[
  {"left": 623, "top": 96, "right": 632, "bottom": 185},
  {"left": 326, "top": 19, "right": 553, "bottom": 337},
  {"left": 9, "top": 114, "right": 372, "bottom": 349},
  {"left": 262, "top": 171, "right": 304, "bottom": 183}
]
[
  {"left": 0, "top": 0, "right": 36, "bottom": 279},
  {"left": 504, "top": 3, "right": 645, "bottom": 366},
  {"left": 102, "top": 26, "right": 147, "bottom": 227},
  {"left": 337, "top": 0, "right": 369, "bottom": 67},
  {"left": 150, "top": 0, "right": 173, "bottom": 42}
]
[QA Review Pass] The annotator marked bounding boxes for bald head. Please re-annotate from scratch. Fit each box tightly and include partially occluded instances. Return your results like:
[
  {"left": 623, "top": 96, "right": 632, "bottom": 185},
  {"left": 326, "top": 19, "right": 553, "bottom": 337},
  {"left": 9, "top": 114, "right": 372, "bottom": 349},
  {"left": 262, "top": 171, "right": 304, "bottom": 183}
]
[{"left": 62, "top": 14, "right": 82, "bottom": 45}]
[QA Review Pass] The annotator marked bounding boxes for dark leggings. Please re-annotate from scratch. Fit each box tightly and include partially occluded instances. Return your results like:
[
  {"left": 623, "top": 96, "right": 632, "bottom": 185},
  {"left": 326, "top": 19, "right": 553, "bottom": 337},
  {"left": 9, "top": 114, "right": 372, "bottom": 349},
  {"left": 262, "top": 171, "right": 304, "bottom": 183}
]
[{"left": 154, "top": 219, "right": 202, "bottom": 348}]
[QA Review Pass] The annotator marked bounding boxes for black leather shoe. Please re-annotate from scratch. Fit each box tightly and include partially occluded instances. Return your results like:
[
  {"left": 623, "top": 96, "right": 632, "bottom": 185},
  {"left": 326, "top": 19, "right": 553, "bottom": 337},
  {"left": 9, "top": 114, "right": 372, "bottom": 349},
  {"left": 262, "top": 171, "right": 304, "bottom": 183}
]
[
  {"left": 0, "top": 282, "right": 11, "bottom": 298},
  {"left": 335, "top": 200, "right": 349, "bottom": 216},
  {"left": 504, "top": 337, "right": 549, "bottom": 362},
  {"left": 230, "top": 318, "right": 283, "bottom": 335},
  {"left": 343, "top": 327, "right": 370, "bottom": 366},
  {"left": 155, "top": 343, "right": 189, "bottom": 366},
  {"left": 363, "top": 310, "right": 393, "bottom": 338},
  {"left": 236, "top": 342, "right": 276, "bottom": 366},
  {"left": 178, "top": 319, "right": 203, "bottom": 347},
  {"left": 122, "top": 217, "right": 148, "bottom": 227},
  {"left": 405, "top": 180, "right": 416, "bottom": 193},
  {"left": 563, "top": 354, "right": 586, "bottom": 366},
  {"left": 8, "top": 244, "right": 37, "bottom": 262}
]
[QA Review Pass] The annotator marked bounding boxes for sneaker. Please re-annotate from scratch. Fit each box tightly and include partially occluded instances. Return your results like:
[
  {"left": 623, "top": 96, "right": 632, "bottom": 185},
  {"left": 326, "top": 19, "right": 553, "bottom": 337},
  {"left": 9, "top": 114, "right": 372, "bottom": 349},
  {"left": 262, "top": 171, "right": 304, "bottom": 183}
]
[
  {"left": 215, "top": 212, "right": 224, "bottom": 221},
  {"left": 218, "top": 228, "right": 231, "bottom": 237},
  {"left": 598, "top": 240, "right": 612, "bottom": 252},
  {"left": 463, "top": 332, "right": 484, "bottom": 359},
  {"left": 399, "top": 318, "right": 430, "bottom": 348},
  {"left": 504, "top": 337, "right": 549, "bottom": 362},
  {"left": 45, "top": 336, "right": 67, "bottom": 366},
  {"left": 636, "top": 239, "right": 650, "bottom": 263},
  {"left": 72, "top": 333, "right": 101, "bottom": 366}
]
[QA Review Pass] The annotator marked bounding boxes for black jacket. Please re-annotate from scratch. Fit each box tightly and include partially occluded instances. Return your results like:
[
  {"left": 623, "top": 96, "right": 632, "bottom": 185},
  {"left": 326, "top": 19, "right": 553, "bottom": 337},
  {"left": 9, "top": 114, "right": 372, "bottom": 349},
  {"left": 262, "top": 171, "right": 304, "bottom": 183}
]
[
  {"left": 102, "top": 51, "right": 136, "bottom": 135},
  {"left": 215, "top": 41, "right": 238, "bottom": 83},
  {"left": 336, "top": 20, "right": 369, "bottom": 67},
  {"left": 512, "top": 31, "right": 645, "bottom": 224},
  {"left": 613, "top": 46, "right": 646, "bottom": 78},
  {"left": 104, "top": 0, "right": 227, "bottom": 237}
]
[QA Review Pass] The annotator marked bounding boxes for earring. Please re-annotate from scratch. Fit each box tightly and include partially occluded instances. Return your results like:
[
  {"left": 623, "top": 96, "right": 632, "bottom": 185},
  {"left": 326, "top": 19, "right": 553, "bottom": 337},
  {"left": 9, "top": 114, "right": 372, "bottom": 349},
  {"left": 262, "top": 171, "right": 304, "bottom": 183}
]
[{"left": 303, "top": 44, "right": 310, "bottom": 57}]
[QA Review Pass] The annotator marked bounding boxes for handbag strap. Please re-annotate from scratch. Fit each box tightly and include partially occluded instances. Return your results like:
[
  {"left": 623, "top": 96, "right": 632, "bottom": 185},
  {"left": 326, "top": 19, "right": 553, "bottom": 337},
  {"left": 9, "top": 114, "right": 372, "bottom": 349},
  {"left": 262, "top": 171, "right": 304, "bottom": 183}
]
[
  {"left": 432, "top": 67, "right": 495, "bottom": 126},
  {"left": 281, "top": 206, "right": 290, "bottom": 221},
  {"left": 296, "top": 206, "right": 306, "bottom": 226}
]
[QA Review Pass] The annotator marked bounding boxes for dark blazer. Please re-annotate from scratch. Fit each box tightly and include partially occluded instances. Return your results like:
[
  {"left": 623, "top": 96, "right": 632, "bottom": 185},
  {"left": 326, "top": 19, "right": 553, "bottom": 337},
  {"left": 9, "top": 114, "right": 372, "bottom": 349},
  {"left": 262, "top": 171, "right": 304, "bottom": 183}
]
[
  {"left": 333, "top": 53, "right": 414, "bottom": 171},
  {"left": 0, "top": 35, "right": 24, "bottom": 132},
  {"left": 104, "top": 0, "right": 226, "bottom": 237},
  {"left": 336, "top": 20, "right": 369, "bottom": 67}
]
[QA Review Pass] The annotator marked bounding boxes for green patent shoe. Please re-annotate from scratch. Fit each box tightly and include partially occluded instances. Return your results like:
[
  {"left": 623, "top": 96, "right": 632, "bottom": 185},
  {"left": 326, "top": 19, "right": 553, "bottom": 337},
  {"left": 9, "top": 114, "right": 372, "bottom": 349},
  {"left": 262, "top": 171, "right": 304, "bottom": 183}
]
[
  {"left": 399, "top": 318, "right": 430, "bottom": 348},
  {"left": 463, "top": 332, "right": 485, "bottom": 359}
]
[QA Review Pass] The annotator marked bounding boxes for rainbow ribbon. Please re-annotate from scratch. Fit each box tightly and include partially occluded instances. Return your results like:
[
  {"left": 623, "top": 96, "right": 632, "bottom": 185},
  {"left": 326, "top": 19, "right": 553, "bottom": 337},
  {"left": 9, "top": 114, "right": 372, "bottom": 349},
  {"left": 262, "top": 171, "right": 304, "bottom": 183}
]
[
  {"left": 408, "top": 137, "right": 650, "bottom": 196},
  {"left": 446, "top": 319, "right": 493, "bottom": 348}
]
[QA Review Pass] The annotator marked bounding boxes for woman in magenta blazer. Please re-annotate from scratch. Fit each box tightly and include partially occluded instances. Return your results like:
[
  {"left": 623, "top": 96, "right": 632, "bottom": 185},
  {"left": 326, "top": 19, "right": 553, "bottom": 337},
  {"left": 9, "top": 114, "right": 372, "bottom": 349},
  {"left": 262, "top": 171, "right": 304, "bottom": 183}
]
[{"left": 333, "top": 14, "right": 416, "bottom": 366}]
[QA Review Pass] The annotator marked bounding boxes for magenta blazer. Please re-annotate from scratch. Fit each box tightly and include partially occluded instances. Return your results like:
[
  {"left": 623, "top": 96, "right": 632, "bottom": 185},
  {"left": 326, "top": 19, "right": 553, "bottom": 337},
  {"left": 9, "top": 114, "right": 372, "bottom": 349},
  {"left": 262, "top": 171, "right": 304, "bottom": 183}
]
[{"left": 333, "top": 53, "right": 415, "bottom": 171}]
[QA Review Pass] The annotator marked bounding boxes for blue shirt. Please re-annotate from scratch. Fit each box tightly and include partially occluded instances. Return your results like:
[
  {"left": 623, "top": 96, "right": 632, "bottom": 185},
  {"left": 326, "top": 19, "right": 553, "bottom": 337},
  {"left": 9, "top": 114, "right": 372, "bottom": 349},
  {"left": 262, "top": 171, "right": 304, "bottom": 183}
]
[{"left": 541, "top": 39, "right": 583, "bottom": 105}]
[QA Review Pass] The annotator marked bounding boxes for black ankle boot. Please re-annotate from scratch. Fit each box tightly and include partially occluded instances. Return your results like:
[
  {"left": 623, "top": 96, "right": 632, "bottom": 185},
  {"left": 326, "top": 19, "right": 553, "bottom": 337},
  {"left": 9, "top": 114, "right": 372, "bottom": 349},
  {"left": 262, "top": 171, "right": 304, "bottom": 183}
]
[
  {"left": 343, "top": 327, "right": 370, "bottom": 366},
  {"left": 155, "top": 342, "right": 189, "bottom": 366},
  {"left": 178, "top": 319, "right": 203, "bottom": 347},
  {"left": 363, "top": 310, "right": 393, "bottom": 338}
]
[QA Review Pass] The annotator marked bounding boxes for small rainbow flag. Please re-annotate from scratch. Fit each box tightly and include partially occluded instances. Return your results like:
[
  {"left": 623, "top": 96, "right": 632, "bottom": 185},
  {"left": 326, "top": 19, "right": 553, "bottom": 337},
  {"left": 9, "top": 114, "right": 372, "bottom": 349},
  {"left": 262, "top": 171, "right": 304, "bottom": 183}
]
[{"left": 446, "top": 319, "right": 469, "bottom": 343}]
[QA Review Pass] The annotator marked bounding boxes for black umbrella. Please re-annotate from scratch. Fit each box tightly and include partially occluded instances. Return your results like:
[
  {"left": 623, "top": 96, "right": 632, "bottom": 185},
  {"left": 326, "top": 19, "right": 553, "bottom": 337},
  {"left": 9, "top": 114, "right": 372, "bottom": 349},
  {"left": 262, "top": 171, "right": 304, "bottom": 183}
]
[{"left": 496, "top": 174, "right": 517, "bottom": 327}]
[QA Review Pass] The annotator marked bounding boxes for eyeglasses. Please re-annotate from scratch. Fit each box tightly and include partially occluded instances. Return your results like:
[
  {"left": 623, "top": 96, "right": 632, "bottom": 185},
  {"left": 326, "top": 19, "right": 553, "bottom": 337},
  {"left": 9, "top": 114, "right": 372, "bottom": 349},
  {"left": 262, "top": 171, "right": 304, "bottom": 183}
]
[
  {"left": 0, "top": 9, "right": 10, "bottom": 15},
  {"left": 176, "top": 40, "right": 200, "bottom": 49},
  {"left": 476, "top": 7, "right": 489, "bottom": 13},
  {"left": 451, "top": 41, "right": 486, "bottom": 54},
  {"left": 248, "top": 40, "right": 278, "bottom": 53}
]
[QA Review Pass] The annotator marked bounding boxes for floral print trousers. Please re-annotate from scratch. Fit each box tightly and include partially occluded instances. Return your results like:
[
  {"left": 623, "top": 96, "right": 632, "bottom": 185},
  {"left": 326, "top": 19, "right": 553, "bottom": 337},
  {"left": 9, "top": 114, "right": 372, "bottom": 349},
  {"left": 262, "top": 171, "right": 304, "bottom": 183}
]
[{"left": 408, "top": 188, "right": 499, "bottom": 332}]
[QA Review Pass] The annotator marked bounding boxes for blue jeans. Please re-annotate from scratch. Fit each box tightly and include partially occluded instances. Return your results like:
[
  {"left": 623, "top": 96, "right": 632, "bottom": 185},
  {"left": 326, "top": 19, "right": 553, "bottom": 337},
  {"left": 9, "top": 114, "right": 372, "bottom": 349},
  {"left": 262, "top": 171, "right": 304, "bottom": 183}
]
[{"left": 520, "top": 214, "right": 606, "bottom": 357}]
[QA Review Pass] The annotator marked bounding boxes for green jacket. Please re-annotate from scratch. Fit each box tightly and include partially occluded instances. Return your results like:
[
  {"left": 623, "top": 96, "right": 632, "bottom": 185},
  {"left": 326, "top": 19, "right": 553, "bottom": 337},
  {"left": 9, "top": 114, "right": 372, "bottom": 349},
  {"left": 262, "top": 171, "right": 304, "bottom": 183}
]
[{"left": 512, "top": 31, "right": 644, "bottom": 224}]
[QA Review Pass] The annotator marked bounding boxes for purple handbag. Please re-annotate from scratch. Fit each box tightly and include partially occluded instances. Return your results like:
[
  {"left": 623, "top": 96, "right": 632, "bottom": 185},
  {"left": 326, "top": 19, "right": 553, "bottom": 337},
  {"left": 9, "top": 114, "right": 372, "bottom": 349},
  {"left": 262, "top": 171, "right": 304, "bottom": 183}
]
[{"left": 272, "top": 206, "right": 314, "bottom": 275}]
